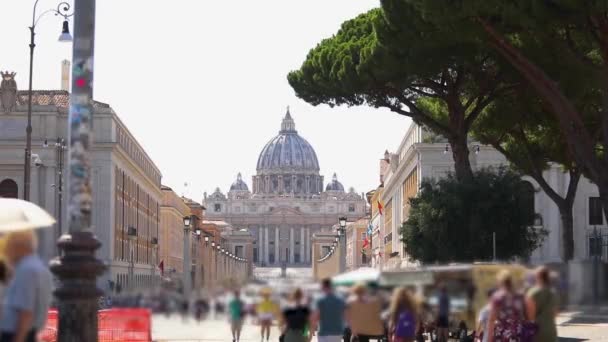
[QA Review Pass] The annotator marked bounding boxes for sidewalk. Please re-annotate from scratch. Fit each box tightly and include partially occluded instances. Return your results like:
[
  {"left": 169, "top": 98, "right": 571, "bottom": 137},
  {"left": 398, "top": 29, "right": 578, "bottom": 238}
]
[{"left": 558, "top": 305, "right": 608, "bottom": 327}]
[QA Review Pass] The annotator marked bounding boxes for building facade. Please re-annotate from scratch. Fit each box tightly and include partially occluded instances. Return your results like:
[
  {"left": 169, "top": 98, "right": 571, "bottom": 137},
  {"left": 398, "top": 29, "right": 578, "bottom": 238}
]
[
  {"left": 380, "top": 123, "right": 608, "bottom": 269},
  {"left": 345, "top": 218, "right": 371, "bottom": 271},
  {"left": 160, "top": 186, "right": 191, "bottom": 279},
  {"left": 0, "top": 85, "right": 162, "bottom": 293},
  {"left": 204, "top": 110, "right": 367, "bottom": 267}
]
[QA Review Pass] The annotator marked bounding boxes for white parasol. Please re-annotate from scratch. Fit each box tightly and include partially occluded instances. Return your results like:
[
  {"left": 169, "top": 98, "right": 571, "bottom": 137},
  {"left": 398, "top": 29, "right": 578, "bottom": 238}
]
[{"left": 0, "top": 198, "right": 56, "bottom": 232}]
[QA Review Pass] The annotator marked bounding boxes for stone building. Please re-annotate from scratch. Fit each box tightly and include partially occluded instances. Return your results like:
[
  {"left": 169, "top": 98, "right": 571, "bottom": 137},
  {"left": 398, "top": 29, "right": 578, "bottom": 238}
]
[
  {"left": 204, "top": 110, "right": 367, "bottom": 267},
  {"left": 345, "top": 218, "right": 371, "bottom": 271},
  {"left": 379, "top": 122, "right": 607, "bottom": 303},
  {"left": 0, "top": 76, "right": 162, "bottom": 293},
  {"left": 160, "top": 186, "right": 191, "bottom": 280}
]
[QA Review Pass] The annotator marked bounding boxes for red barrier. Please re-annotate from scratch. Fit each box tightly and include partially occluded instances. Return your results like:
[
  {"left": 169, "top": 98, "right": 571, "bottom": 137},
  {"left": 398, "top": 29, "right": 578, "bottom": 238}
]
[{"left": 41, "top": 308, "right": 151, "bottom": 342}]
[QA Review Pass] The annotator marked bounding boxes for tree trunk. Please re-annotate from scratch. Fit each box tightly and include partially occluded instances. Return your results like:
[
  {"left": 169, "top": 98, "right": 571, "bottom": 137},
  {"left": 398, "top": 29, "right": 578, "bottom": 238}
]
[
  {"left": 599, "top": 183, "right": 608, "bottom": 227},
  {"left": 559, "top": 203, "right": 575, "bottom": 261},
  {"left": 448, "top": 135, "right": 474, "bottom": 182}
]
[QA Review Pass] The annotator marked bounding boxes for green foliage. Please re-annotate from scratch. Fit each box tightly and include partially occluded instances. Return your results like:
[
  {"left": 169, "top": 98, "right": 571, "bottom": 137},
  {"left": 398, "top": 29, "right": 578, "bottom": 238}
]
[{"left": 401, "top": 168, "right": 546, "bottom": 263}]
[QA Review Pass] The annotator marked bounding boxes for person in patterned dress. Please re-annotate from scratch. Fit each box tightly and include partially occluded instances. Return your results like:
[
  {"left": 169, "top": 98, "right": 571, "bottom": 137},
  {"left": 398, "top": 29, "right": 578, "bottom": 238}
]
[{"left": 486, "top": 270, "right": 526, "bottom": 342}]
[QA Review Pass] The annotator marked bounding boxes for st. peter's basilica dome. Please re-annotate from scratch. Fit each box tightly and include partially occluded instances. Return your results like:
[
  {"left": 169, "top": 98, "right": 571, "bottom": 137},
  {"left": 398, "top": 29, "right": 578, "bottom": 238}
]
[{"left": 256, "top": 109, "right": 320, "bottom": 174}]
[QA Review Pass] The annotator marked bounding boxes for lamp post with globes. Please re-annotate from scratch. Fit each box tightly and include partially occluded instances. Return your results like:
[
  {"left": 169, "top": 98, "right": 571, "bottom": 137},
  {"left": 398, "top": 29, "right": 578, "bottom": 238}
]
[
  {"left": 194, "top": 227, "right": 202, "bottom": 296},
  {"left": 338, "top": 217, "right": 347, "bottom": 273},
  {"left": 24, "top": 1, "right": 73, "bottom": 201},
  {"left": 182, "top": 216, "right": 192, "bottom": 298}
]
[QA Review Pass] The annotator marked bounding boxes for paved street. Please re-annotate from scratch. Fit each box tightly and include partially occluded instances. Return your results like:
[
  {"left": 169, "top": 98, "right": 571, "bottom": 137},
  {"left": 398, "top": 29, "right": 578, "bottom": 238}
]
[{"left": 152, "top": 313, "right": 608, "bottom": 342}]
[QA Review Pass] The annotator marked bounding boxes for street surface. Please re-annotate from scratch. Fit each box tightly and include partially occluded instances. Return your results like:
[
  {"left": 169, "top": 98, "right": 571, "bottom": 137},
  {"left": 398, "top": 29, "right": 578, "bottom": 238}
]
[{"left": 151, "top": 313, "right": 608, "bottom": 342}]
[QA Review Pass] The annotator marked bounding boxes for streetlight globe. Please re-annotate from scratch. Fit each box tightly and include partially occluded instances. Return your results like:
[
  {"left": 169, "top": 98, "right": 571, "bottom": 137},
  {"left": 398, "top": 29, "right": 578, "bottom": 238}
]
[
  {"left": 58, "top": 20, "right": 73, "bottom": 42},
  {"left": 183, "top": 216, "right": 191, "bottom": 227},
  {"left": 204, "top": 236, "right": 209, "bottom": 242},
  {"left": 339, "top": 216, "right": 347, "bottom": 228}
]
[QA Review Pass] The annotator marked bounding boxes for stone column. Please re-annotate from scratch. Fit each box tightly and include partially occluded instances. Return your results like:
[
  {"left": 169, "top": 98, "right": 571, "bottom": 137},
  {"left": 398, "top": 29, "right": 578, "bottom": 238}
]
[
  {"left": 278, "top": 175, "right": 284, "bottom": 194},
  {"left": 305, "top": 228, "right": 310, "bottom": 263},
  {"left": 305, "top": 176, "right": 310, "bottom": 194},
  {"left": 265, "top": 175, "right": 270, "bottom": 193},
  {"left": 264, "top": 227, "right": 269, "bottom": 264},
  {"left": 257, "top": 228, "right": 262, "bottom": 265},
  {"left": 275, "top": 228, "right": 279, "bottom": 265},
  {"left": 300, "top": 228, "right": 305, "bottom": 265},
  {"left": 289, "top": 227, "right": 295, "bottom": 264}
]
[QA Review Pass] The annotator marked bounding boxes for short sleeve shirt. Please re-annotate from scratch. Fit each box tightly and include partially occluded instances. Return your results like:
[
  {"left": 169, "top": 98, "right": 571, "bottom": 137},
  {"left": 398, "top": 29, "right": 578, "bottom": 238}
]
[
  {"left": 315, "top": 293, "right": 345, "bottom": 336},
  {"left": 0, "top": 255, "right": 53, "bottom": 332},
  {"left": 228, "top": 298, "right": 243, "bottom": 321}
]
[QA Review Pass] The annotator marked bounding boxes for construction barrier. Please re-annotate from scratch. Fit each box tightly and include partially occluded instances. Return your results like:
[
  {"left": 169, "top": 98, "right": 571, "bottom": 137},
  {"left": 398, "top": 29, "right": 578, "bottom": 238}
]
[{"left": 41, "top": 308, "right": 151, "bottom": 342}]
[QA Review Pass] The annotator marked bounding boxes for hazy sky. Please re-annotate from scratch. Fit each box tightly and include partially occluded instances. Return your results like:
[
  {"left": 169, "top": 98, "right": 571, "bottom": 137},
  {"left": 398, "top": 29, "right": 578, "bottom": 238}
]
[{"left": 2, "top": 0, "right": 411, "bottom": 201}]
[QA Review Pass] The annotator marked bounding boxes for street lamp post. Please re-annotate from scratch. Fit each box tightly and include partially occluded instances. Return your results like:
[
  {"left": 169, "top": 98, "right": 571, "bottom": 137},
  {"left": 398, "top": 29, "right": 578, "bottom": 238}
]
[
  {"left": 194, "top": 228, "right": 201, "bottom": 296},
  {"left": 24, "top": 1, "right": 73, "bottom": 201},
  {"left": 49, "top": 1, "right": 105, "bottom": 340},
  {"left": 151, "top": 237, "right": 158, "bottom": 288},
  {"left": 183, "top": 216, "right": 192, "bottom": 299},
  {"left": 338, "top": 217, "right": 347, "bottom": 273},
  {"left": 127, "top": 226, "right": 137, "bottom": 291},
  {"left": 43, "top": 138, "right": 66, "bottom": 242}
]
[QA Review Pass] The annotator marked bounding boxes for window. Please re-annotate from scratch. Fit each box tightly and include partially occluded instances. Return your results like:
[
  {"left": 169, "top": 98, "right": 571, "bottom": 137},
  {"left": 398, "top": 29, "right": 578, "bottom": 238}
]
[
  {"left": 295, "top": 253, "right": 301, "bottom": 263},
  {"left": 214, "top": 203, "right": 221, "bottom": 212},
  {"left": 295, "top": 241, "right": 300, "bottom": 245},
  {"left": 253, "top": 248, "right": 258, "bottom": 263},
  {"left": 349, "top": 204, "right": 355, "bottom": 212},
  {"left": 235, "top": 246, "right": 244, "bottom": 258},
  {"left": 362, "top": 253, "right": 368, "bottom": 265},
  {"left": 589, "top": 236, "right": 603, "bottom": 257},
  {"left": 269, "top": 253, "right": 275, "bottom": 263},
  {"left": 0, "top": 179, "right": 18, "bottom": 198},
  {"left": 589, "top": 197, "right": 604, "bottom": 225},
  {"left": 361, "top": 232, "right": 366, "bottom": 240}
]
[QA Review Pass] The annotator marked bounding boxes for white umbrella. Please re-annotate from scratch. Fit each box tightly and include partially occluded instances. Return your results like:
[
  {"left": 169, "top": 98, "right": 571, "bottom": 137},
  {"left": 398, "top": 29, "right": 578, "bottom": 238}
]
[{"left": 0, "top": 198, "right": 56, "bottom": 232}]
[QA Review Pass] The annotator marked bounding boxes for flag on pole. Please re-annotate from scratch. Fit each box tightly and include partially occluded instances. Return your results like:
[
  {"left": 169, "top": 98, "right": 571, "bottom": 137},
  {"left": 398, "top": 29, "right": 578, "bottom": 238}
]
[
  {"left": 367, "top": 224, "right": 373, "bottom": 236},
  {"left": 159, "top": 260, "right": 164, "bottom": 276},
  {"left": 377, "top": 200, "right": 384, "bottom": 215},
  {"left": 362, "top": 236, "right": 370, "bottom": 249}
]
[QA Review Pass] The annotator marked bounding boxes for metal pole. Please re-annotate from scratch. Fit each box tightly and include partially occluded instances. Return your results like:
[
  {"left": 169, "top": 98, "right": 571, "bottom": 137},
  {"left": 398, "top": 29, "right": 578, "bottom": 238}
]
[
  {"left": 493, "top": 232, "right": 497, "bottom": 262},
  {"left": 183, "top": 227, "right": 191, "bottom": 299},
  {"left": 340, "top": 231, "right": 346, "bottom": 273},
  {"left": 129, "top": 239, "right": 134, "bottom": 292},
  {"left": 57, "top": 140, "right": 64, "bottom": 238},
  {"left": 24, "top": 25, "right": 36, "bottom": 201},
  {"left": 50, "top": 1, "right": 105, "bottom": 340}
]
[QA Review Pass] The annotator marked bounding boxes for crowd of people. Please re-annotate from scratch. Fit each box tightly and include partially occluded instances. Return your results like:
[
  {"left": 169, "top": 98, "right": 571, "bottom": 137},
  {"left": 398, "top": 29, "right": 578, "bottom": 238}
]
[
  {"left": 0, "top": 228, "right": 561, "bottom": 342},
  {"left": 222, "top": 266, "right": 559, "bottom": 342}
]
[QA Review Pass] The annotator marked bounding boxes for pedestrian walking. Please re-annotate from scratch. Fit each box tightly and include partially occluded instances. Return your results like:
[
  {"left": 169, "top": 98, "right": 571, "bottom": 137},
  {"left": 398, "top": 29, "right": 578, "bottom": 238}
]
[
  {"left": 387, "top": 287, "right": 418, "bottom": 342},
  {"left": 436, "top": 285, "right": 450, "bottom": 342},
  {"left": 258, "top": 288, "right": 276, "bottom": 342},
  {"left": 229, "top": 290, "right": 245, "bottom": 342},
  {"left": 486, "top": 270, "right": 526, "bottom": 342},
  {"left": 281, "top": 288, "right": 311, "bottom": 342},
  {"left": 0, "top": 231, "right": 53, "bottom": 342},
  {"left": 311, "top": 278, "right": 346, "bottom": 342},
  {"left": 525, "top": 266, "right": 558, "bottom": 342},
  {"left": 345, "top": 283, "right": 384, "bottom": 342},
  {"left": 181, "top": 298, "right": 190, "bottom": 322},
  {"left": 475, "top": 289, "right": 496, "bottom": 342}
]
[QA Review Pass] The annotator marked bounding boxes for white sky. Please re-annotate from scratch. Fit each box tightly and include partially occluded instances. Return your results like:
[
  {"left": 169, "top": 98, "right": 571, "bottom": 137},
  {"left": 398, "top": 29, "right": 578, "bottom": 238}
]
[{"left": 1, "top": 0, "right": 411, "bottom": 201}]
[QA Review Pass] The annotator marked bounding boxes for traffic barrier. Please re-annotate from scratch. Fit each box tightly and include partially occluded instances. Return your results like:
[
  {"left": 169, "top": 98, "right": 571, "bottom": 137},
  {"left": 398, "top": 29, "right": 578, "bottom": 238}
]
[{"left": 41, "top": 308, "right": 151, "bottom": 342}]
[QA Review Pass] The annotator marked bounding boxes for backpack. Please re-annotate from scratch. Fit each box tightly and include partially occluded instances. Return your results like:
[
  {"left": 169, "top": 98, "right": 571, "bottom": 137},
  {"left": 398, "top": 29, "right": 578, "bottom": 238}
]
[{"left": 394, "top": 310, "right": 416, "bottom": 338}]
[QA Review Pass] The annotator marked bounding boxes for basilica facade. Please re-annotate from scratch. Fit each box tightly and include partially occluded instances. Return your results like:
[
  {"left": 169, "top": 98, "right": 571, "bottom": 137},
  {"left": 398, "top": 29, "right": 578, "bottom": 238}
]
[{"left": 203, "top": 110, "right": 366, "bottom": 267}]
